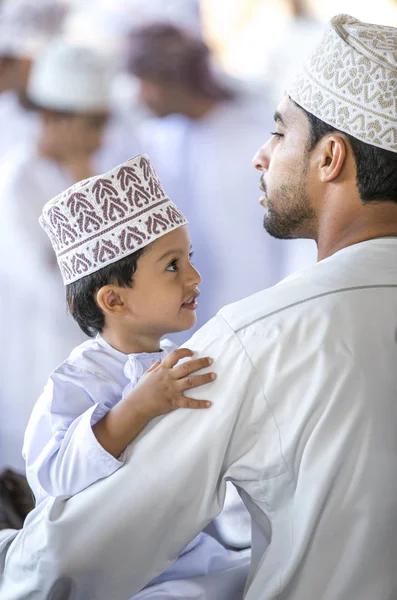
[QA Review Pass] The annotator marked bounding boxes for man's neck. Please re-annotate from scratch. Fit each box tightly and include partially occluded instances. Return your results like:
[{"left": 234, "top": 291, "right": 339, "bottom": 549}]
[{"left": 316, "top": 201, "right": 397, "bottom": 261}]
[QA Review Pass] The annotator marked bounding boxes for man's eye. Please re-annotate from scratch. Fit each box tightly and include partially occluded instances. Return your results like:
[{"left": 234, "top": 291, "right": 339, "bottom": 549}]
[
  {"left": 270, "top": 131, "right": 284, "bottom": 139},
  {"left": 166, "top": 259, "right": 178, "bottom": 272}
]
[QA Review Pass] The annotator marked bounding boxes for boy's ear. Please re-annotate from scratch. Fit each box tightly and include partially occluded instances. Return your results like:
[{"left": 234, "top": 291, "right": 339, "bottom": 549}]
[{"left": 96, "top": 285, "right": 128, "bottom": 316}]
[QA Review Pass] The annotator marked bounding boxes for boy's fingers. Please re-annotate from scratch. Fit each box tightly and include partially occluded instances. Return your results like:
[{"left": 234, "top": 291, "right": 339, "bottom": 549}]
[
  {"left": 145, "top": 361, "right": 161, "bottom": 374},
  {"left": 177, "top": 372, "right": 216, "bottom": 391},
  {"left": 162, "top": 348, "right": 194, "bottom": 369},
  {"left": 172, "top": 357, "right": 213, "bottom": 379},
  {"left": 175, "top": 396, "right": 212, "bottom": 409}
]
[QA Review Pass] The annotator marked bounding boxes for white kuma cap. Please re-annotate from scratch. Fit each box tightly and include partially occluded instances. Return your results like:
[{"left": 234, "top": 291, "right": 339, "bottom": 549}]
[
  {"left": 288, "top": 14, "right": 397, "bottom": 153},
  {"left": 0, "top": 0, "right": 68, "bottom": 59},
  {"left": 27, "top": 39, "right": 111, "bottom": 113}
]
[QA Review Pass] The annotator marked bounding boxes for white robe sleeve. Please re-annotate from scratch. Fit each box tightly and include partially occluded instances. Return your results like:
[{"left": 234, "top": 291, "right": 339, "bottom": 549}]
[
  {"left": 3, "top": 315, "right": 268, "bottom": 599},
  {"left": 24, "top": 369, "right": 126, "bottom": 503}
]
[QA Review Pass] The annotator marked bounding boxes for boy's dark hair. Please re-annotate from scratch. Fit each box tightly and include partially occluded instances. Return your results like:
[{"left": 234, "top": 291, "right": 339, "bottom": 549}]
[
  {"left": 66, "top": 248, "right": 146, "bottom": 337},
  {"left": 299, "top": 104, "right": 397, "bottom": 204}
]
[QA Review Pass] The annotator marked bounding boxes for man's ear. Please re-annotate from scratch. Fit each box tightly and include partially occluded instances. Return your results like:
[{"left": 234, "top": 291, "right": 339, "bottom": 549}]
[
  {"left": 96, "top": 285, "right": 128, "bottom": 317},
  {"left": 317, "top": 134, "right": 347, "bottom": 183}
]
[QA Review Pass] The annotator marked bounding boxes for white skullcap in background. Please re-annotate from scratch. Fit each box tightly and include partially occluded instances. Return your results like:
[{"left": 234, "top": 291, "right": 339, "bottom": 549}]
[
  {"left": 27, "top": 39, "right": 112, "bottom": 113},
  {"left": 0, "top": 0, "right": 69, "bottom": 59}
]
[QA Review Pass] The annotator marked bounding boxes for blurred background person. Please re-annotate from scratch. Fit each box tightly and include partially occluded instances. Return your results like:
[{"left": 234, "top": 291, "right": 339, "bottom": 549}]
[
  {"left": 0, "top": 0, "right": 69, "bottom": 163},
  {"left": 260, "top": 0, "right": 325, "bottom": 106},
  {"left": 0, "top": 40, "right": 112, "bottom": 473},
  {"left": 62, "top": 0, "right": 144, "bottom": 173}
]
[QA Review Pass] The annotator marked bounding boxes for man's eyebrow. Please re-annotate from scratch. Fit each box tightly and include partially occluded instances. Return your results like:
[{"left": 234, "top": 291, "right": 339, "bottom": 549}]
[{"left": 274, "top": 111, "right": 286, "bottom": 126}]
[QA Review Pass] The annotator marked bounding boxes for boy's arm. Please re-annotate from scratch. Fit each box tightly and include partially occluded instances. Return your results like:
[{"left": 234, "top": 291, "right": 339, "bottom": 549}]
[
  {"left": 25, "top": 350, "right": 214, "bottom": 500},
  {"left": 24, "top": 373, "right": 127, "bottom": 501}
]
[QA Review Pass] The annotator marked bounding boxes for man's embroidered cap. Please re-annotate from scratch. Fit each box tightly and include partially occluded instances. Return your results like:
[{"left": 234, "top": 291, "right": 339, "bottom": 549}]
[
  {"left": 39, "top": 154, "right": 188, "bottom": 285},
  {"left": 288, "top": 14, "right": 397, "bottom": 153}
]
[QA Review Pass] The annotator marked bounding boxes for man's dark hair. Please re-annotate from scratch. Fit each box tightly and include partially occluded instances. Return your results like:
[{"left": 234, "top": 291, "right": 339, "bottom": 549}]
[
  {"left": 66, "top": 248, "right": 146, "bottom": 338},
  {"left": 300, "top": 105, "right": 397, "bottom": 204}
]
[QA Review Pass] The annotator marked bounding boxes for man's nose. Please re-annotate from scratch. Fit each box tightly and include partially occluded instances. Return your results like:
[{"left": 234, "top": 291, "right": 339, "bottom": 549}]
[{"left": 252, "top": 141, "right": 271, "bottom": 171}]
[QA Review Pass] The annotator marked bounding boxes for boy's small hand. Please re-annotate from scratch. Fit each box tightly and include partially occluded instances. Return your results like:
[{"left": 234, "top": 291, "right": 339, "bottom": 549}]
[{"left": 131, "top": 348, "right": 215, "bottom": 418}]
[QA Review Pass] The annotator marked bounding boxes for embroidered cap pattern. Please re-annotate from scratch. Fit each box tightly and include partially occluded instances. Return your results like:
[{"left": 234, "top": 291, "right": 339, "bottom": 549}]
[
  {"left": 39, "top": 154, "right": 188, "bottom": 284},
  {"left": 288, "top": 14, "right": 397, "bottom": 153}
]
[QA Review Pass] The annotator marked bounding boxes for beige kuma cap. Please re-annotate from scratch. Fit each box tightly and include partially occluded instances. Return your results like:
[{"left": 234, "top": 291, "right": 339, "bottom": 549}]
[
  {"left": 288, "top": 14, "right": 397, "bottom": 153},
  {"left": 39, "top": 155, "right": 188, "bottom": 285}
]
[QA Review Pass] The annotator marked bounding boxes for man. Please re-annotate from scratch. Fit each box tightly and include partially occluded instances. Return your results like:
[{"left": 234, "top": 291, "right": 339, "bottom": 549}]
[
  {"left": 1, "top": 13, "right": 397, "bottom": 600},
  {"left": 0, "top": 39, "right": 111, "bottom": 472}
]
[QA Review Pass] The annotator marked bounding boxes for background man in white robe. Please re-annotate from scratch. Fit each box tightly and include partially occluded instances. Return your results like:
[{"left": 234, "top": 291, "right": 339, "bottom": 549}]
[
  {"left": 0, "top": 40, "right": 111, "bottom": 472},
  {"left": 1, "top": 13, "right": 397, "bottom": 600}
]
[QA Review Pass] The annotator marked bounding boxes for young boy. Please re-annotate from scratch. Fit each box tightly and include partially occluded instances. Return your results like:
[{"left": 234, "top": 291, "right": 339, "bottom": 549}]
[{"left": 23, "top": 154, "right": 249, "bottom": 599}]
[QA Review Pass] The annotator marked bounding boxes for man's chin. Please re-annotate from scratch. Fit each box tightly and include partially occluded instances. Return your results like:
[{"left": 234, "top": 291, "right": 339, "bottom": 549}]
[{"left": 263, "top": 214, "right": 296, "bottom": 240}]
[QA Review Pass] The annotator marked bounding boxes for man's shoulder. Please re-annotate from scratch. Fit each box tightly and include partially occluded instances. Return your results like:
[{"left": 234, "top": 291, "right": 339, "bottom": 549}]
[
  {"left": 218, "top": 265, "right": 321, "bottom": 334},
  {"left": 185, "top": 263, "right": 327, "bottom": 352},
  {"left": 220, "top": 239, "right": 397, "bottom": 335}
]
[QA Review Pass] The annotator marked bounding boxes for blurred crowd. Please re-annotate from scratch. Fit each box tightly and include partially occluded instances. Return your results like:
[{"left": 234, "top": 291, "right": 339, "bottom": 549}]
[{"left": 0, "top": 0, "right": 318, "bottom": 510}]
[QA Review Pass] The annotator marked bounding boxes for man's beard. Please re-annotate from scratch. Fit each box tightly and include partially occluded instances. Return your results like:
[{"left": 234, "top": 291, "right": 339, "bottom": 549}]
[{"left": 263, "top": 182, "right": 316, "bottom": 240}]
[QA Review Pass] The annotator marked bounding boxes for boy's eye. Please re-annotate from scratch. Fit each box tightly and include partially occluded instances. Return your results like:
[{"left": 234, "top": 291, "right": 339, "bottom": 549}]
[{"left": 166, "top": 259, "right": 178, "bottom": 272}]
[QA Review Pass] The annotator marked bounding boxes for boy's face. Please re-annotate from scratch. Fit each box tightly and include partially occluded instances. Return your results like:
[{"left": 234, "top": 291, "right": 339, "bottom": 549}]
[{"left": 123, "top": 226, "right": 201, "bottom": 337}]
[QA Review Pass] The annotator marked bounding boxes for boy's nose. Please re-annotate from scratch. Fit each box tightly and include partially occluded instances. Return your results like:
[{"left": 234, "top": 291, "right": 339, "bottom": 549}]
[{"left": 189, "top": 263, "right": 202, "bottom": 286}]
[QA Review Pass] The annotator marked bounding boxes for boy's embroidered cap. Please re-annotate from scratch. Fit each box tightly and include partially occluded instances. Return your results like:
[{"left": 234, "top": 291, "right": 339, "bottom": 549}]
[
  {"left": 288, "top": 14, "right": 397, "bottom": 153},
  {"left": 39, "top": 154, "right": 188, "bottom": 284}
]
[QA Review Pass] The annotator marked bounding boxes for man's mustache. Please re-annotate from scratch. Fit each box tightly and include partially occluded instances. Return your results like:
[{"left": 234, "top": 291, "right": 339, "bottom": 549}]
[{"left": 259, "top": 175, "right": 266, "bottom": 194}]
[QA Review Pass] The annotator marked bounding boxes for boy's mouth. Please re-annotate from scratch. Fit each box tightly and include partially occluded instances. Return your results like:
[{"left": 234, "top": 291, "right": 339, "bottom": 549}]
[{"left": 181, "top": 291, "right": 200, "bottom": 310}]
